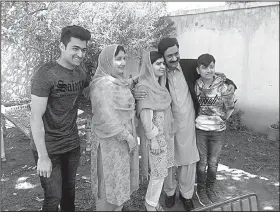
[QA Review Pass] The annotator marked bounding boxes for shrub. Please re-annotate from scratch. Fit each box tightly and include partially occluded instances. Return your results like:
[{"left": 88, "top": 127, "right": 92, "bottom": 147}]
[{"left": 227, "top": 109, "right": 246, "bottom": 130}]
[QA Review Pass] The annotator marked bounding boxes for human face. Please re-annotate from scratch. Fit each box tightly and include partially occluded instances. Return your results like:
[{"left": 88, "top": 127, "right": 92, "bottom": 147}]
[
  {"left": 112, "top": 50, "right": 126, "bottom": 79},
  {"left": 163, "top": 45, "right": 180, "bottom": 70},
  {"left": 196, "top": 61, "right": 215, "bottom": 81},
  {"left": 60, "top": 37, "right": 87, "bottom": 69},
  {"left": 152, "top": 57, "right": 165, "bottom": 78}
]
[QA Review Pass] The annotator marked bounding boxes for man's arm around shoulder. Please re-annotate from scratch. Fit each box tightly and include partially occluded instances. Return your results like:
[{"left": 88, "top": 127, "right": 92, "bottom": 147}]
[{"left": 225, "top": 78, "right": 237, "bottom": 90}]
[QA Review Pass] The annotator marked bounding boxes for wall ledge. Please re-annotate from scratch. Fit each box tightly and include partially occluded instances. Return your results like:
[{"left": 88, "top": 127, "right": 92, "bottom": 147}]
[{"left": 168, "top": 2, "right": 279, "bottom": 17}]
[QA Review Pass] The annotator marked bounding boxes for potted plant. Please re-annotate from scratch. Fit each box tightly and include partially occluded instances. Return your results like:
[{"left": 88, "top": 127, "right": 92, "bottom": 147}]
[{"left": 267, "top": 120, "right": 279, "bottom": 141}]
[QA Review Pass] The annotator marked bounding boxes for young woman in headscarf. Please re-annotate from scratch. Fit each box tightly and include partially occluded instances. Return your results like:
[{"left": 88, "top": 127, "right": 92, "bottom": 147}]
[
  {"left": 136, "top": 51, "right": 176, "bottom": 211},
  {"left": 89, "top": 44, "right": 139, "bottom": 211}
]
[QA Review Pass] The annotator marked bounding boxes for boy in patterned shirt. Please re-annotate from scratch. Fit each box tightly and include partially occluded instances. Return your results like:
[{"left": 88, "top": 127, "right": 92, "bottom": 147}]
[{"left": 195, "top": 53, "right": 235, "bottom": 206}]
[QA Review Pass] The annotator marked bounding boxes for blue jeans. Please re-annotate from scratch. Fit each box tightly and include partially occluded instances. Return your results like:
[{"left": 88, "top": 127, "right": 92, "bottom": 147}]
[
  {"left": 32, "top": 146, "right": 81, "bottom": 212},
  {"left": 196, "top": 129, "right": 225, "bottom": 189}
]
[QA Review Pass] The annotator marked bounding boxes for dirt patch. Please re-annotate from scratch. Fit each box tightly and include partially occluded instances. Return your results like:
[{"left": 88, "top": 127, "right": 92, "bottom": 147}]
[{"left": 1, "top": 123, "right": 279, "bottom": 211}]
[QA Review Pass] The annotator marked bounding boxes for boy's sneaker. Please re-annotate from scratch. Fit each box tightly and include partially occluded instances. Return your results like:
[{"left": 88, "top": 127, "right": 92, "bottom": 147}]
[
  {"left": 206, "top": 186, "right": 221, "bottom": 203},
  {"left": 196, "top": 188, "right": 212, "bottom": 206}
]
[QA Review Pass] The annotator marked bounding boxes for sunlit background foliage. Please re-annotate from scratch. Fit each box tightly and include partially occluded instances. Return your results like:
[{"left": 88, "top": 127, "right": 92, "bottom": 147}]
[{"left": 1, "top": 2, "right": 176, "bottom": 104}]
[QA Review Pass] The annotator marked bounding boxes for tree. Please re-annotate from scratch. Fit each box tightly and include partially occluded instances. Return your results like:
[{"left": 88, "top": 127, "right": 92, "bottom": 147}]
[{"left": 1, "top": 2, "right": 176, "bottom": 103}]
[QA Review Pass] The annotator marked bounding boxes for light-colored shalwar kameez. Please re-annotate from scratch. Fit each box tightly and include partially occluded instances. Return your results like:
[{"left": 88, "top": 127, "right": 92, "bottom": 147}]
[
  {"left": 164, "top": 64, "right": 200, "bottom": 199},
  {"left": 89, "top": 44, "right": 139, "bottom": 211},
  {"left": 136, "top": 52, "right": 175, "bottom": 208}
]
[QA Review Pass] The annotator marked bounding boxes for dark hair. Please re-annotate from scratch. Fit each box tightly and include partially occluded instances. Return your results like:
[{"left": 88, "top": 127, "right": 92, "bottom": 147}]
[
  {"left": 60, "top": 25, "right": 91, "bottom": 47},
  {"left": 150, "top": 51, "right": 163, "bottom": 64},
  {"left": 158, "top": 38, "right": 179, "bottom": 54},
  {"left": 115, "top": 45, "right": 126, "bottom": 56},
  {"left": 197, "top": 53, "right": 216, "bottom": 67}
]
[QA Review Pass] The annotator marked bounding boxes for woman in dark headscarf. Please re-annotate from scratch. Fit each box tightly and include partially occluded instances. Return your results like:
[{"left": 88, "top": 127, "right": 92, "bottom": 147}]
[{"left": 136, "top": 51, "right": 176, "bottom": 211}]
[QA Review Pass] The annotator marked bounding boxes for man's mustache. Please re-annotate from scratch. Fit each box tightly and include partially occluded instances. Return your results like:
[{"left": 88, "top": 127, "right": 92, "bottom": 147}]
[{"left": 170, "top": 59, "right": 179, "bottom": 63}]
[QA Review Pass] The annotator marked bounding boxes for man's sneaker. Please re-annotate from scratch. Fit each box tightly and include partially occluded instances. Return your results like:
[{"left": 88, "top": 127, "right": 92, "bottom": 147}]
[
  {"left": 206, "top": 186, "right": 221, "bottom": 203},
  {"left": 195, "top": 188, "right": 212, "bottom": 206}
]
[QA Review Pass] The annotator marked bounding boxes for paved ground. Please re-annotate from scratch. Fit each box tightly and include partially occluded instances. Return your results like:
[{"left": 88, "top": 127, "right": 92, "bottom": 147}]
[{"left": 158, "top": 164, "right": 279, "bottom": 211}]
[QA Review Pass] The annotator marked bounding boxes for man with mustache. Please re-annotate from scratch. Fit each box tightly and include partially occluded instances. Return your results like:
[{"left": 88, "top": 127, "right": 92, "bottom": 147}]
[
  {"left": 134, "top": 38, "right": 236, "bottom": 211},
  {"left": 158, "top": 38, "right": 236, "bottom": 211}
]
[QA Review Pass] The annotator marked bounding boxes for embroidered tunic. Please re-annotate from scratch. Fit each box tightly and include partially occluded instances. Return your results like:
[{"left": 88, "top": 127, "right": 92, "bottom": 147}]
[
  {"left": 91, "top": 119, "right": 138, "bottom": 206},
  {"left": 140, "top": 109, "right": 175, "bottom": 178}
]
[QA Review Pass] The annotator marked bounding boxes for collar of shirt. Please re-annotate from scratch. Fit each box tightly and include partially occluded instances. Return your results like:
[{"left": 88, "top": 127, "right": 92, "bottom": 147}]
[
  {"left": 197, "top": 75, "right": 218, "bottom": 89},
  {"left": 167, "top": 63, "right": 182, "bottom": 73}
]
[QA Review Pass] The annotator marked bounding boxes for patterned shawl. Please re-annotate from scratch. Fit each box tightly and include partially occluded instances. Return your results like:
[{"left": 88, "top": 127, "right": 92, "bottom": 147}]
[{"left": 89, "top": 44, "right": 135, "bottom": 138}]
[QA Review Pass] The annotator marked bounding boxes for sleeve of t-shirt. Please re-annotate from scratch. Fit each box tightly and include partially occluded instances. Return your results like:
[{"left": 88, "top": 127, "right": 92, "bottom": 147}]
[
  {"left": 31, "top": 65, "right": 53, "bottom": 97},
  {"left": 221, "top": 83, "right": 235, "bottom": 120}
]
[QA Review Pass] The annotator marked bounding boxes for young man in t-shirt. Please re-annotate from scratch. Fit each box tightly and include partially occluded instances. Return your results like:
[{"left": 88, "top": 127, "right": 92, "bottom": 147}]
[{"left": 30, "top": 25, "right": 91, "bottom": 212}]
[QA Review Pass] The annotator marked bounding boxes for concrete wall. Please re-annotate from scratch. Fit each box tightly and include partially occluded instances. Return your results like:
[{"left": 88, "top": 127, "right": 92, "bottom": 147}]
[{"left": 169, "top": 2, "right": 279, "bottom": 133}]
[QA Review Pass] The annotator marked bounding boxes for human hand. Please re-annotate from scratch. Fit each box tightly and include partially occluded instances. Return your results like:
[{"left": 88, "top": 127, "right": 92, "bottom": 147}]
[
  {"left": 150, "top": 137, "right": 161, "bottom": 155},
  {"left": 132, "top": 89, "right": 148, "bottom": 101},
  {"left": 37, "top": 156, "right": 52, "bottom": 178},
  {"left": 127, "top": 135, "right": 137, "bottom": 153},
  {"left": 82, "top": 86, "right": 90, "bottom": 99},
  {"left": 226, "top": 84, "right": 235, "bottom": 93}
]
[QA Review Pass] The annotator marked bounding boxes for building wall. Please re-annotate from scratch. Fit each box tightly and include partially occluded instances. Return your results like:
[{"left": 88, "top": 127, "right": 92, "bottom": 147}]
[{"left": 169, "top": 2, "right": 279, "bottom": 133}]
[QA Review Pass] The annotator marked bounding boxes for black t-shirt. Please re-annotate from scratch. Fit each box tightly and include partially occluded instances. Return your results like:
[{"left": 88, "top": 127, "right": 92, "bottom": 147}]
[{"left": 30, "top": 61, "right": 88, "bottom": 154}]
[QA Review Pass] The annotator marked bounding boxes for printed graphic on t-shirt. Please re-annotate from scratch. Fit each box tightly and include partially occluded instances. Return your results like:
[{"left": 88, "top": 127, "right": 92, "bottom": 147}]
[
  {"left": 52, "top": 79, "right": 85, "bottom": 97},
  {"left": 197, "top": 94, "right": 219, "bottom": 106},
  {"left": 197, "top": 90, "right": 225, "bottom": 116},
  {"left": 195, "top": 75, "right": 235, "bottom": 131}
]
